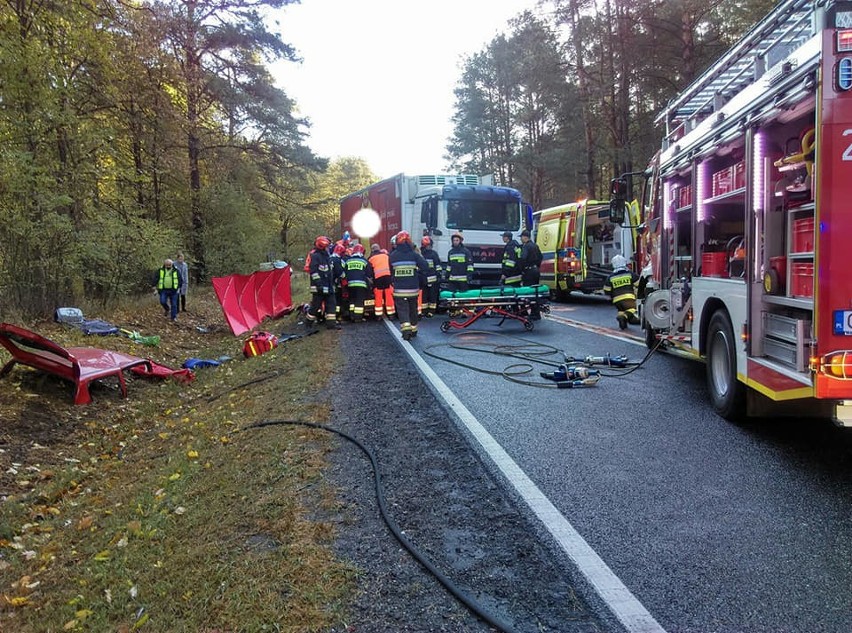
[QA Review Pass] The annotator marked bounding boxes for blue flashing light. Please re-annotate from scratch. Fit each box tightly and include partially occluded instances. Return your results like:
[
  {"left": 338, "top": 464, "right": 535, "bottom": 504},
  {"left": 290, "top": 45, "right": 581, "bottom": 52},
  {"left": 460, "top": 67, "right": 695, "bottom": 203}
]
[{"left": 838, "top": 58, "right": 852, "bottom": 91}]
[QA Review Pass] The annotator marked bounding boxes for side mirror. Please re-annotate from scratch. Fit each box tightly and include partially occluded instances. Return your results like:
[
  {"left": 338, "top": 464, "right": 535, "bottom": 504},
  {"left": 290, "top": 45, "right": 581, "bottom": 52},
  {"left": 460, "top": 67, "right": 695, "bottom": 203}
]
[{"left": 609, "top": 199, "right": 627, "bottom": 225}]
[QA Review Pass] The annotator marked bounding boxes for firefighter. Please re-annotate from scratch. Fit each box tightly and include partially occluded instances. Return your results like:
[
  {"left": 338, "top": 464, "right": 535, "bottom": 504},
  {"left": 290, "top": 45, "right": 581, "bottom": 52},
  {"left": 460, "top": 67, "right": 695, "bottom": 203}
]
[
  {"left": 500, "top": 231, "right": 523, "bottom": 286},
  {"left": 603, "top": 254, "right": 640, "bottom": 330},
  {"left": 306, "top": 236, "right": 343, "bottom": 331},
  {"left": 344, "top": 243, "right": 373, "bottom": 322},
  {"left": 389, "top": 231, "right": 429, "bottom": 341},
  {"left": 420, "top": 236, "right": 441, "bottom": 317},
  {"left": 368, "top": 243, "right": 395, "bottom": 319},
  {"left": 447, "top": 232, "right": 473, "bottom": 292},
  {"left": 331, "top": 242, "right": 349, "bottom": 321}
]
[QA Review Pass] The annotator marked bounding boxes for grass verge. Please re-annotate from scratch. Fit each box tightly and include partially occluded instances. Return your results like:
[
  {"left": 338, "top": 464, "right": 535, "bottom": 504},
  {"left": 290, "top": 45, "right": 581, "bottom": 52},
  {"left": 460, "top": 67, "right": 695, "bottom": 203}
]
[{"left": 0, "top": 281, "right": 357, "bottom": 632}]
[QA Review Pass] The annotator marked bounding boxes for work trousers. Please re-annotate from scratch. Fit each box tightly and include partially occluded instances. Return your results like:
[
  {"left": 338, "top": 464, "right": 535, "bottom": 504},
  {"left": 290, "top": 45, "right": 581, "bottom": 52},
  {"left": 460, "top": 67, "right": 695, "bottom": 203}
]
[
  {"left": 423, "top": 283, "right": 439, "bottom": 313},
  {"left": 394, "top": 294, "right": 419, "bottom": 337},
  {"left": 522, "top": 265, "right": 540, "bottom": 286},
  {"left": 307, "top": 292, "right": 337, "bottom": 323},
  {"left": 348, "top": 287, "right": 367, "bottom": 321},
  {"left": 373, "top": 278, "right": 395, "bottom": 317}
]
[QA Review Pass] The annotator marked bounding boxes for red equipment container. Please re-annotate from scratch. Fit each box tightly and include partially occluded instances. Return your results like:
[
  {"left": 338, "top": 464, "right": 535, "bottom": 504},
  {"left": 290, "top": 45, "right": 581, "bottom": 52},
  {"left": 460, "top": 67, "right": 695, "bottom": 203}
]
[
  {"left": 792, "top": 217, "right": 814, "bottom": 253},
  {"left": 791, "top": 262, "right": 814, "bottom": 297},
  {"left": 702, "top": 252, "right": 729, "bottom": 277}
]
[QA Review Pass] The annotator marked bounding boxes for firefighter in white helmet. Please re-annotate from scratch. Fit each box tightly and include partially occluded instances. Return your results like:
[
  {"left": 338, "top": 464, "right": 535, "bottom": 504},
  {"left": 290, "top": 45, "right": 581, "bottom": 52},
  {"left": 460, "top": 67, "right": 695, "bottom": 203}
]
[{"left": 603, "top": 254, "right": 640, "bottom": 330}]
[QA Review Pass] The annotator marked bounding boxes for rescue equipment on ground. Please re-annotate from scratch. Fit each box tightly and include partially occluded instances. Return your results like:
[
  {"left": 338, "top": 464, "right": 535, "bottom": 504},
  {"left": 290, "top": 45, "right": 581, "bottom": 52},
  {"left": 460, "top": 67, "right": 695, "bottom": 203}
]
[
  {"left": 438, "top": 285, "right": 550, "bottom": 332},
  {"left": 540, "top": 364, "right": 601, "bottom": 388},
  {"left": 243, "top": 331, "right": 278, "bottom": 358},
  {"left": 565, "top": 353, "right": 633, "bottom": 368}
]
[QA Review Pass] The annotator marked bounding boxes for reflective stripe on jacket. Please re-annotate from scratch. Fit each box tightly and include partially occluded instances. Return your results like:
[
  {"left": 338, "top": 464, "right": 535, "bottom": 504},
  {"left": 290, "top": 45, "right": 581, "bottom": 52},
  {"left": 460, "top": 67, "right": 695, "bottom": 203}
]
[
  {"left": 603, "top": 270, "right": 638, "bottom": 303},
  {"left": 447, "top": 246, "right": 473, "bottom": 282},
  {"left": 389, "top": 243, "right": 428, "bottom": 298},
  {"left": 344, "top": 256, "right": 373, "bottom": 289}
]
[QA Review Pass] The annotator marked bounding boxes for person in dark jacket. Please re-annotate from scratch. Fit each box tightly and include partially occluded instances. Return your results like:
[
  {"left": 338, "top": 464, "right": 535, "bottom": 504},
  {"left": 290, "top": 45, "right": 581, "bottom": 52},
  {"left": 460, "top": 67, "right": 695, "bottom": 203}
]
[
  {"left": 603, "top": 254, "right": 640, "bottom": 330},
  {"left": 446, "top": 232, "right": 473, "bottom": 292},
  {"left": 389, "top": 231, "right": 429, "bottom": 341},
  {"left": 500, "top": 231, "right": 523, "bottom": 286},
  {"left": 154, "top": 258, "right": 182, "bottom": 322},
  {"left": 306, "top": 236, "right": 343, "bottom": 330},
  {"left": 520, "top": 230, "right": 542, "bottom": 286},
  {"left": 344, "top": 243, "right": 373, "bottom": 322},
  {"left": 420, "top": 236, "right": 442, "bottom": 317}
]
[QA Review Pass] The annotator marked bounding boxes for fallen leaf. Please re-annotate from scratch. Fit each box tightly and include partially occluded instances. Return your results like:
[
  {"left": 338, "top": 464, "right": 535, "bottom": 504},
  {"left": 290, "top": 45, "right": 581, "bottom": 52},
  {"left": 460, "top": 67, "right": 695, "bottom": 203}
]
[
  {"left": 77, "top": 516, "right": 94, "bottom": 530},
  {"left": 132, "top": 612, "right": 149, "bottom": 629},
  {"left": 186, "top": 450, "right": 198, "bottom": 459},
  {"left": 168, "top": 472, "right": 181, "bottom": 481},
  {"left": 93, "top": 550, "right": 111, "bottom": 561},
  {"left": 63, "top": 619, "right": 78, "bottom": 630},
  {"left": 5, "top": 595, "right": 30, "bottom": 607}
]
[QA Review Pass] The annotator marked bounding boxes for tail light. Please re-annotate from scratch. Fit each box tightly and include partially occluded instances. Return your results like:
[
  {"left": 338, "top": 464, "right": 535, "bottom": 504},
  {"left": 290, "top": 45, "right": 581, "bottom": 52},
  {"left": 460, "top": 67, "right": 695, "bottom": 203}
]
[{"left": 811, "top": 350, "right": 852, "bottom": 378}]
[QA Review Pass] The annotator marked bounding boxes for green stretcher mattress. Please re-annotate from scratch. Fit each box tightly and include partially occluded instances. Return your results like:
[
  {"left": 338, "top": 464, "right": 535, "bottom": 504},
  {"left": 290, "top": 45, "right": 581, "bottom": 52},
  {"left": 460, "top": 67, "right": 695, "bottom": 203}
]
[{"left": 439, "top": 285, "right": 549, "bottom": 300}]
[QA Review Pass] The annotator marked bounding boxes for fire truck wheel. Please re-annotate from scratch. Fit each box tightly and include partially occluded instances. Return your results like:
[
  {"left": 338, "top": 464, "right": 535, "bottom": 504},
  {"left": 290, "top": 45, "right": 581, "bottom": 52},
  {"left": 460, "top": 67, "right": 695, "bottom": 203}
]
[
  {"left": 644, "top": 324, "right": 657, "bottom": 350},
  {"left": 706, "top": 309, "right": 745, "bottom": 421}
]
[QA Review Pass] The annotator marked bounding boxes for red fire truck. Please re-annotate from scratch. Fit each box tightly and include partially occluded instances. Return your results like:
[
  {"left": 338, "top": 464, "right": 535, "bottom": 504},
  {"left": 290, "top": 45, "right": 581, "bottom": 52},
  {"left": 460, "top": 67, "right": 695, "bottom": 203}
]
[{"left": 611, "top": 0, "right": 852, "bottom": 423}]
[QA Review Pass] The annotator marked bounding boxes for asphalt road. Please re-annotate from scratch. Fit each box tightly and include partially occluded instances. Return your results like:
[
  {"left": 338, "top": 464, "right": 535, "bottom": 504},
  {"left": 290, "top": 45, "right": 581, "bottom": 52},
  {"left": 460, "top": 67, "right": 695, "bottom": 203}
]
[{"left": 404, "top": 292, "right": 852, "bottom": 633}]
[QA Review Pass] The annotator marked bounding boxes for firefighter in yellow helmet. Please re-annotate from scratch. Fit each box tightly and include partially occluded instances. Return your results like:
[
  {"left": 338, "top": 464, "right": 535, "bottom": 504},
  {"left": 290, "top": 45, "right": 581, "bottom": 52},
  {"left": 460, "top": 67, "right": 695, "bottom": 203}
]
[{"left": 603, "top": 254, "right": 640, "bottom": 330}]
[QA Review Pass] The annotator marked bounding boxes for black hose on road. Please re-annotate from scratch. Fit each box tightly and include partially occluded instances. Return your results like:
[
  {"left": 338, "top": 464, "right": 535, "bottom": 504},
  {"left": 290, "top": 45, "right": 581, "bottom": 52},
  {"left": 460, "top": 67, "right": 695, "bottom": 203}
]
[{"left": 242, "top": 418, "right": 520, "bottom": 633}]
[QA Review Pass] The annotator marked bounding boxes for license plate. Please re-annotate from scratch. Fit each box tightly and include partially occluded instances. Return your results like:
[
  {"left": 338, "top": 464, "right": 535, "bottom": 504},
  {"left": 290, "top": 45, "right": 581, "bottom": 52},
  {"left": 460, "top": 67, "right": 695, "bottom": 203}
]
[{"left": 833, "top": 310, "right": 852, "bottom": 335}]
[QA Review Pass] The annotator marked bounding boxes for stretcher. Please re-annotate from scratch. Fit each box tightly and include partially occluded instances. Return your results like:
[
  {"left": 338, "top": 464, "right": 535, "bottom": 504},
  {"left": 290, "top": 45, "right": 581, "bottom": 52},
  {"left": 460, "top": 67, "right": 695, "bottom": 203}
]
[{"left": 438, "top": 285, "right": 550, "bottom": 332}]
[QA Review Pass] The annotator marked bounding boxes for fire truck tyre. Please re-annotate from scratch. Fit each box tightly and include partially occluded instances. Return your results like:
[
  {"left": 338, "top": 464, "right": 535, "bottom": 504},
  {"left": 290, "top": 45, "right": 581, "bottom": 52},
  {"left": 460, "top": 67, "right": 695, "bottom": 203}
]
[
  {"left": 440, "top": 321, "right": 451, "bottom": 333},
  {"left": 644, "top": 324, "right": 657, "bottom": 350},
  {"left": 706, "top": 310, "right": 745, "bottom": 421}
]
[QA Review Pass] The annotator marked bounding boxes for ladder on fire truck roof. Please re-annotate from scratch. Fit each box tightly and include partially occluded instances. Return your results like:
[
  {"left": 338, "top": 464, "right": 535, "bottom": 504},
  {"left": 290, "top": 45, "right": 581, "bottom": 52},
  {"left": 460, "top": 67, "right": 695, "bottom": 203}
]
[{"left": 657, "top": 0, "right": 816, "bottom": 141}]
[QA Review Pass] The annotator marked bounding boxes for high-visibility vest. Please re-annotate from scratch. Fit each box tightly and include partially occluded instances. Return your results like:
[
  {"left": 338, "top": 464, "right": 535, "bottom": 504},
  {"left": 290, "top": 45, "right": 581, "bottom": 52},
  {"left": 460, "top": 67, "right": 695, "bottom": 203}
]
[
  {"left": 158, "top": 267, "right": 179, "bottom": 290},
  {"left": 369, "top": 252, "right": 391, "bottom": 279}
]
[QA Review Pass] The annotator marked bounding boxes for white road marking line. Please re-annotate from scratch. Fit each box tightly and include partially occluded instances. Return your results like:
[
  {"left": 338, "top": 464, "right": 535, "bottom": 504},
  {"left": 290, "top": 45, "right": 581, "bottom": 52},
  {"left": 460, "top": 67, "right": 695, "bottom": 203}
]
[
  {"left": 546, "top": 313, "right": 647, "bottom": 347},
  {"left": 384, "top": 319, "right": 668, "bottom": 633}
]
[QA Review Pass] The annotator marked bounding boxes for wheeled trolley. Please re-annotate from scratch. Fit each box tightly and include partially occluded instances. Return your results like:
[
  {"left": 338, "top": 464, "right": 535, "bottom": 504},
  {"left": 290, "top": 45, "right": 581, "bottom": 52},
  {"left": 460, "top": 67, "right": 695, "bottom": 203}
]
[{"left": 438, "top": 285, "right": 550, "bottom": 332}]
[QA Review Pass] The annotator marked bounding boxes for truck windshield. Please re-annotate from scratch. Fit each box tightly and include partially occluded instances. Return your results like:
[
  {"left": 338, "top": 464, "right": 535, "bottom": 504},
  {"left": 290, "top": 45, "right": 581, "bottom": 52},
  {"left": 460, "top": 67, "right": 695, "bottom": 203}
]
[{"left": 445, "top": 200, "right": 520, "bottom": 232}]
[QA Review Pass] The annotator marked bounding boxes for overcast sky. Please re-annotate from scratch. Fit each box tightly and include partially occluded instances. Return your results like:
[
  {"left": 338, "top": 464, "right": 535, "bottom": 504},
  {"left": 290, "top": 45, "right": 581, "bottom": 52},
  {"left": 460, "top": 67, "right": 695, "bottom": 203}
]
[{"left": 270, "top": 0, "right": 542, "bottom": 180}]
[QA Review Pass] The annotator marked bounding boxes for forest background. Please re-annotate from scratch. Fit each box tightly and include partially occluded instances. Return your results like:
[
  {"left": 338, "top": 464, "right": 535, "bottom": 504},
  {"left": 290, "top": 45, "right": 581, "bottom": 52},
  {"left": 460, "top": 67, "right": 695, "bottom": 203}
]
[{"left": 0, "top": 0, "right": 775, "bottom": 316}]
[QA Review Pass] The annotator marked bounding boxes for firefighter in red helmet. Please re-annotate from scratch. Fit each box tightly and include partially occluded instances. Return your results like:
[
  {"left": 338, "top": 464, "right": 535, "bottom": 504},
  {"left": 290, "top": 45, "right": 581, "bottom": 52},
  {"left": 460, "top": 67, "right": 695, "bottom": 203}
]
[
  {"left": 343, "top": 243, "right": 373, "bottom": 321},
  {"left": 306, "top": 235, "right": 343, "bottom": 330},
  {"left": 389, "top": 231, "right": 429, "bottom": 341}
]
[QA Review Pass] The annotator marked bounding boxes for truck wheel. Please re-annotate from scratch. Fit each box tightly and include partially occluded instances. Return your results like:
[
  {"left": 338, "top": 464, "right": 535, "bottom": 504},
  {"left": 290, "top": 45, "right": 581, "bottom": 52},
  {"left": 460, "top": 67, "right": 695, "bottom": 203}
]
[
  {"left": 555, "top": 288, "right": 572, "bottom": 302},
  {"left": 706, "top": 310, "right": 745, "bottom": 421},
  {"left": 644, "top": 324, "right": 657, "bottom": 350}
]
